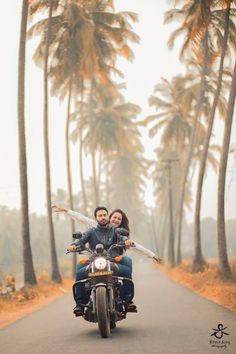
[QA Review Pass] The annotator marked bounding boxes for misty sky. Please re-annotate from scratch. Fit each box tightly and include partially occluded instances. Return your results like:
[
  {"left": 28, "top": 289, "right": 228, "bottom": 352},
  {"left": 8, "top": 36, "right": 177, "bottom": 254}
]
[{"left": 0, "top": 0, "right": 235, "bottom": 221}]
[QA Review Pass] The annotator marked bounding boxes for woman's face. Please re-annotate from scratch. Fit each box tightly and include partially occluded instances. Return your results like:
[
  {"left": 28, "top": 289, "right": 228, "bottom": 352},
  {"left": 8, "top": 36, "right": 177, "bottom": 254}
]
[{"left": 109, "top": 212, "right": 122, "bottom": 228}]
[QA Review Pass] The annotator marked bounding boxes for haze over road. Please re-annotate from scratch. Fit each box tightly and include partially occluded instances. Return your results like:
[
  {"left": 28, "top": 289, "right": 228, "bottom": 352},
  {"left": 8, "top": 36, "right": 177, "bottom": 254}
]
[{"left": 1, "top": 259, "right": 235, "bottom": 354}]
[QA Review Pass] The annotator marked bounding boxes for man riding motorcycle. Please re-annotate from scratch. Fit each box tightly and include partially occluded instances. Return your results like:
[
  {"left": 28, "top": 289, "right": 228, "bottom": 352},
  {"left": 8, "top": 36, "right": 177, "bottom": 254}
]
[{"left": 67, "top": 206, "right": 134, "bottom": 316}]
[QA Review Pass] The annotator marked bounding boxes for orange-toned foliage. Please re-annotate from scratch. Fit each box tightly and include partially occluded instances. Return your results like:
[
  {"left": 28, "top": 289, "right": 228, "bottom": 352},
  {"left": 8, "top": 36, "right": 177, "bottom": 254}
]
[
  {"left": 160, "top": 259, "right": 236, "bottom": 314},
  {"left": 0, "top": 273, "right": 73, "bottom": 329}
]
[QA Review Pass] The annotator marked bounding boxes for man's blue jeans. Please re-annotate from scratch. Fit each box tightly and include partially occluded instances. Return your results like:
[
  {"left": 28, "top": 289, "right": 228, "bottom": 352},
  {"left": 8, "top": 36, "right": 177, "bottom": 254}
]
[
  {"left": 75, "top": 262, "right": 133, "bottom": 305},
  {"left": 120, "top": 255, "right": 132, "bottom": 274}
]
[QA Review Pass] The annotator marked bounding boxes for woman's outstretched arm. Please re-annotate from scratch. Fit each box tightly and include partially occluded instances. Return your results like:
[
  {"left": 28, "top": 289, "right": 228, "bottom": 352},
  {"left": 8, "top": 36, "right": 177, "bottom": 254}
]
[
  {"left": 127, "top": 240, "right": 163, "bottom": 263},
  {"left": 51, "top": 204, "right": 96, "bottom": 229}
]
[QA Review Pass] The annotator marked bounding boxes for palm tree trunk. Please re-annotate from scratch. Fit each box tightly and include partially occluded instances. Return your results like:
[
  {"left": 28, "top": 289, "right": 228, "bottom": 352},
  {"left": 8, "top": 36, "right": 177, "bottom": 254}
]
[
  {"left": 217, "top": 60, "right": 236, "bottom": 278},
  {"left": 89, "top": 80, "right": 99, "bottom": 205},
  {"left": 97, "top": 149, "right": 102, "bottom": 187},
  {"left": 158, "top": 201, "right": 169, "bottom": 258},
  {"left": 65, "top": 76, "right": 76, "bottom": 276},
  {"left": 177, "top": 34, "right": 208, "bottom": 273},
  {"left": 194, "top": 4, "right": 230, "bottom": 275},
  {"left": 79, "top": 83, "right": 88, "bottom": 215},
  {"left": 44, "top": 0, "right": 62, "bottom": 283},
  {"left": 160, "top": 213, "right": 168, "bottom": 259},
  {"left": 167, "top": 161, "right": 175, "bottom": 267},
  {"left": 79, "top": 136, "right": 88, "bottom": 215},
  {"left": 151, "top": 208, "right": 159, "bottom": 254},
  {"left": 174, "top": 192, "right": 181, "bottom": 264},
  {"left": 18, "top": 0, "right": 37, "bottom": 286},
  {"left": 105, "top": 160, "right": 110, "bottom": 201},
  {"left": 92, "top": 151, "right": 99, "bottom": 204}
]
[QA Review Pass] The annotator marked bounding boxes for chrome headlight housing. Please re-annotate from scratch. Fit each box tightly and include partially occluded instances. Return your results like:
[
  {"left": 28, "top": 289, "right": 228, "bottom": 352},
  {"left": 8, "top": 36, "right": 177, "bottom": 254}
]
[{"left": 94, "top": 257, "right": 107, "bottom": 270}]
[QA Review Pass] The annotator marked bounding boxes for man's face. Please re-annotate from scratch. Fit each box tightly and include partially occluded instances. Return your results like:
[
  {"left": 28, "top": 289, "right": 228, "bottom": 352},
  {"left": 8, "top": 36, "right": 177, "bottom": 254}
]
[{"left": 96, "top": 209, "right": 109, "bottom": 226}]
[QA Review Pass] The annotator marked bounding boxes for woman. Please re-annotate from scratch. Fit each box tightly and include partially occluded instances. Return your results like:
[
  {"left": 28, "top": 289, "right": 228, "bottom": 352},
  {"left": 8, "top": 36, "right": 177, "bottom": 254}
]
[
  {"left": 53, "top": 204, "right": 162, "bottom": 313},
  {"left": 51, "top": 204, "right": 162, "bottom": 264}
]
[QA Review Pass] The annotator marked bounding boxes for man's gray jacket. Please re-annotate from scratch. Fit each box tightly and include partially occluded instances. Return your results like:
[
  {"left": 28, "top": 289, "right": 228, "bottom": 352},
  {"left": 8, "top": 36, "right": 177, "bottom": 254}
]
[{"left": 73, "top": 224, "right": 128, "bottom": 256}]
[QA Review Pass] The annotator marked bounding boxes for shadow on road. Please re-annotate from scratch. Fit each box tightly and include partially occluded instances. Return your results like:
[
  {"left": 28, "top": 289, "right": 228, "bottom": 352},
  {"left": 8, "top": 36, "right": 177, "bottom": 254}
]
[{"left": 74, "top": 323, "right": 142, "bottom": 340}]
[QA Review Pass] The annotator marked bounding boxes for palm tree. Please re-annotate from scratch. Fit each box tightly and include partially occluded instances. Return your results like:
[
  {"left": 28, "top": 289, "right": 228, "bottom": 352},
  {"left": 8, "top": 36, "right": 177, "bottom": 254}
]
[
  {"left": 29, "top": 1, "right": 96, "bottom": 275},
  {"left": 165, "top": 1, "right": 216, "bottom": 270},
  {"left": 18, "top": 0, "right": 37, "bottom": 286},
  {"left": 143, "top": 75, "right": 195, "bottom": 264},
  {"left": 71, "top": 80, "right": 141, "bottom": 204},
  {"left": 87, "top": 5, "right": 139, "bottom": 203},
  {"left": 165, "top": 0, "right": 236, "bottom": 272},
  {"left": 193, "top": 1, "right": 236, "bottom": 275},
  {"left": 29, "top": 0, "right": 139, "bottom": 208},
  {"left": 29, "top": 0, "right": 62, "bottom": 282},
  {"left": 217, "top": 59, "right": 236, "bottom": 278},
  {"left": 143, "top": 76, "right": 193, "bottom": 152},
  {"left": 151, "top": 147, "right": 192, "bottom": 266}
]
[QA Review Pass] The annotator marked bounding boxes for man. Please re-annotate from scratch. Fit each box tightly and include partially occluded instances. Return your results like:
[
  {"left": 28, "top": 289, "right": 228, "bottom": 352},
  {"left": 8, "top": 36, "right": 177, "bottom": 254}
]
[{"left": 67, "top": 206, "right": 133, "bottom": 316}]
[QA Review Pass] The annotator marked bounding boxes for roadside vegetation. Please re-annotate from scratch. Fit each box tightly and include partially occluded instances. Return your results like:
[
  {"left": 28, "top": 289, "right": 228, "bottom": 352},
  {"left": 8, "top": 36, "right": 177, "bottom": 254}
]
[{"left": 161, "top": 259, "right": 236, "bottom": 314}]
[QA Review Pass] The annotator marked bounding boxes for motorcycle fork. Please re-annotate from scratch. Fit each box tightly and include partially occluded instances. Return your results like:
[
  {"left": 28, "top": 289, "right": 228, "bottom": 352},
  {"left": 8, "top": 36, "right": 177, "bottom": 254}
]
[
  {"left": 107, "top": 285, "right": 115, "bottom": 313},
  {"left": 91, "top": 287, "right": 96, "bottom": 314}
]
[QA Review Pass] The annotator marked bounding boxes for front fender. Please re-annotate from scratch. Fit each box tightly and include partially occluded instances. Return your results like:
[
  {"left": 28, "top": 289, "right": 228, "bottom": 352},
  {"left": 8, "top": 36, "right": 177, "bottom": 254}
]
[{"left": 95, "top": 283, "right": 107, "bottom": 288}]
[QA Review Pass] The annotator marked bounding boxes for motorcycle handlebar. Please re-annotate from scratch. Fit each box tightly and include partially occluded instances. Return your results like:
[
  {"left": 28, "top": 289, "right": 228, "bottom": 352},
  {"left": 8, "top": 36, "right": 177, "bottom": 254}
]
[{"left": 66, "top": 243, "right": 125, "bottom": 255}]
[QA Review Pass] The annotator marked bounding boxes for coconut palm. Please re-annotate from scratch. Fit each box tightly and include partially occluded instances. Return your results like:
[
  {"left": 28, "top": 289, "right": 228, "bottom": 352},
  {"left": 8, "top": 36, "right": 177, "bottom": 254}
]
[
  {"left": 164, "top": 0, "right": 220, "bottom": 270},
  {"left": 194, "top": 0, "right": 236, "bottom": 274},
  {"left": 18, "top": 0, "right": 37, "bottom": 286},
  {"left": 71, "top": 83, "right": 141, "bottom": 204},
  {"left": 217, "top": 59, "right": 236, "bottom": 278},
  {"left": 151, "top": 147, "right": 192, "bottom": 265},
  {"left": 48, "top": 1, "right": 138, "bottom": 207},
  {"left": 142, "top": 76, "right": 193, "bottom": 153},
  {"left": 143, "top": 75, "right": 196, "bottom": 264},
  {"left": 29, "top": 0, "right": 63, "bottom": 282},
  {"left": 165, "top": 0, "right": 236, "bottom": 272}
]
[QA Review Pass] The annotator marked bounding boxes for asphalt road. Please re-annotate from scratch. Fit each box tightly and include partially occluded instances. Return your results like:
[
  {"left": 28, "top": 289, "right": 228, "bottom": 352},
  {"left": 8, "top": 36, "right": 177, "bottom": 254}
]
[{"left": 0, "top": 258, "right": 235, "bottom": 354}]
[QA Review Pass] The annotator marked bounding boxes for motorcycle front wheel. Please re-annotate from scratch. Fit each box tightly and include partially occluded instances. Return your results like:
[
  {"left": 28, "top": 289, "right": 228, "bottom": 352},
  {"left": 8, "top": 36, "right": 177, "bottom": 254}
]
[{"left": 96, "top": 286, "right": 110, "bottom": 338}]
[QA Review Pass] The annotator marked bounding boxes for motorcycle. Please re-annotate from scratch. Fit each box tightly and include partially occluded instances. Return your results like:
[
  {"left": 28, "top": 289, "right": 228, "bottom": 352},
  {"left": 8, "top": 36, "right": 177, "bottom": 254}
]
[{"left": 67, "top": 228, "right": 135, "bottom": 338}]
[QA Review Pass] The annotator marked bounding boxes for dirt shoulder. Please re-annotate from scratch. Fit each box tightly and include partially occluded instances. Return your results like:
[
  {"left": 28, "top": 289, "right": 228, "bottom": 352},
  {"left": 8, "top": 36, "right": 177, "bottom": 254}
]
[
  {"left": 1, "top": 260, "right": 236, "bottom": 329},
  {"left": 158, "top": 259, "right": 236, "bottom": 314},
  {"left": 0, "top": 273, "right": 73, "bottom": 329}
]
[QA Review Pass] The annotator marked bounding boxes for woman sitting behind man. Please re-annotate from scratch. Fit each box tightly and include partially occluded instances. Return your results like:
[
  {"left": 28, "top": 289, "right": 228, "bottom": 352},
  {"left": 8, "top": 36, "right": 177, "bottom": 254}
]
[{"left": 51, "top": 204, "right": 162, "bottom": 265}]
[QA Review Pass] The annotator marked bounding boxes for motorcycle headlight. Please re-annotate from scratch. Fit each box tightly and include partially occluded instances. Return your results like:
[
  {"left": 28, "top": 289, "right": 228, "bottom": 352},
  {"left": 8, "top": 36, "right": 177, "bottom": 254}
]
[{"left": 94, "top": 257, "right": 107, "bottom": 270}]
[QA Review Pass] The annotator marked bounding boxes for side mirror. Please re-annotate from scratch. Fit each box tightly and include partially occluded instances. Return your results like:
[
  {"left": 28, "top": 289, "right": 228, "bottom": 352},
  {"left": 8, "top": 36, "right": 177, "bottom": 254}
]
[
  {"left": 72, "top": 232, "right": 83, "bottom": 240},
  {"left": 115, "top": 228, "right": 129, "bottom": 236}
]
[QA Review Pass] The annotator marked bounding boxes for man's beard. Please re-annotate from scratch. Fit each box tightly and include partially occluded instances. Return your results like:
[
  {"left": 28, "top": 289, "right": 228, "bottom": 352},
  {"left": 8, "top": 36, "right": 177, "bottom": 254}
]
[{"left": 98, "top": 220, "right": 109, "bottom": 227}]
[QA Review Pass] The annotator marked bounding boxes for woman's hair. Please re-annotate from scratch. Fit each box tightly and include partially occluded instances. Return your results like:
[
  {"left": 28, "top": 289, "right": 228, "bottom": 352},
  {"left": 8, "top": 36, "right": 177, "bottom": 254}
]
[{"left": 109, "top": 209, "right": 130, "bottom": 236}]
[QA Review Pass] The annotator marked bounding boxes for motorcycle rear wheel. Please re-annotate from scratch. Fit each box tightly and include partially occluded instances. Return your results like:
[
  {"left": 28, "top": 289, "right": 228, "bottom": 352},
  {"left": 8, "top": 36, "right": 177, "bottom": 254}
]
[{"left": 96, "top": 287, "right": 110, "bottom": 338}]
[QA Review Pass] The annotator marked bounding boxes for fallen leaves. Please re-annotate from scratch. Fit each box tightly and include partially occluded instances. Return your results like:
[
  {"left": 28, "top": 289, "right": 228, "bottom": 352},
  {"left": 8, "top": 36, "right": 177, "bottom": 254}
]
[
  {"left": 0, "top": 274, "right": 73, "bottom": 329},
  {"left": 159, "top": 259, "right": 236, "bottom": 314}
]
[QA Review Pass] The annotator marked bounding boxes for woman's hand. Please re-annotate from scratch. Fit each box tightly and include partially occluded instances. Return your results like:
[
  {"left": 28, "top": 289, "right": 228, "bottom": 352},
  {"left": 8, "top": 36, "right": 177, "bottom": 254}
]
[
  {"left": 51, "top": 204, "right": 68, "bottom": 213},
  {"left": 153, "top": 255, "right": 163, "bottom": 264},
  {"left": 67, "top": 245, "right": 77, "bottom": 252},
  {"left": 125, "top": 239, "right": 135, "bottom": 249}
]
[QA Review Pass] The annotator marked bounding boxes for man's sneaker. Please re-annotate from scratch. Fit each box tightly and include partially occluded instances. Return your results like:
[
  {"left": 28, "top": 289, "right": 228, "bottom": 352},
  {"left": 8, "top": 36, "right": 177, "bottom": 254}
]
[
  {"left": 127, "top": 301, "right": 137, "bottom": 313},
  {"left": 73, "top": 304, "right": 84, "bottom": 317}
]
